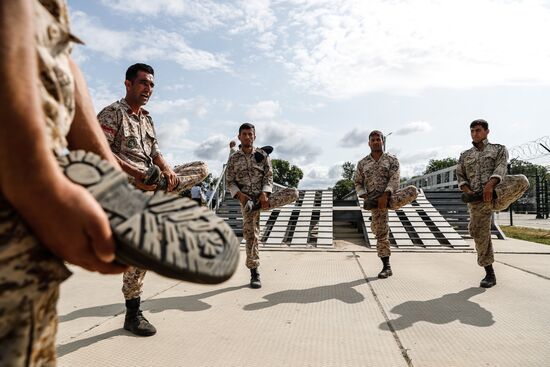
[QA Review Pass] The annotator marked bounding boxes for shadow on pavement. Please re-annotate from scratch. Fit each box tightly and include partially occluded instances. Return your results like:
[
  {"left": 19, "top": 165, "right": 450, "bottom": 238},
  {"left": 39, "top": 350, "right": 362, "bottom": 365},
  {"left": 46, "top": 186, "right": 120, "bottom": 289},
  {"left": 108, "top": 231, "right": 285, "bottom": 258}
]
[
  {"left": 59, "top": 284, "right": 248, "bottom": 322},
  {"left": 380, "top": 287, "right": 494, "bottom": 331},
  {"left": 57, "top": 329, "right": 129, "bottom": 357},
  {"left": 243, "top": 279, "right": 367, "bottom": 311}
]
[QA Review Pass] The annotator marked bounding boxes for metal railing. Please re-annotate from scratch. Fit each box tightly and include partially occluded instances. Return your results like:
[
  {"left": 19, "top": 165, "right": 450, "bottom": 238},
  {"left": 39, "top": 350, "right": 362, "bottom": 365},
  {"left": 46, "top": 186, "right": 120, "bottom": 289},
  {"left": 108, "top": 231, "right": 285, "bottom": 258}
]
[{"left": 207, "top": 164, "right": 228, "bottom": 211}]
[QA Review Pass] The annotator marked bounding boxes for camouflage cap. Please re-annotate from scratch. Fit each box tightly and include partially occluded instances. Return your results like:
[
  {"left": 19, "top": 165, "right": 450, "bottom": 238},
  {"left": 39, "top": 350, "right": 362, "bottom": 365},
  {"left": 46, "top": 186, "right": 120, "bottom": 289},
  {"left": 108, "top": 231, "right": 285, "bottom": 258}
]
[{"left": 368, "top": 130, "right": 384, "bottom": 139}]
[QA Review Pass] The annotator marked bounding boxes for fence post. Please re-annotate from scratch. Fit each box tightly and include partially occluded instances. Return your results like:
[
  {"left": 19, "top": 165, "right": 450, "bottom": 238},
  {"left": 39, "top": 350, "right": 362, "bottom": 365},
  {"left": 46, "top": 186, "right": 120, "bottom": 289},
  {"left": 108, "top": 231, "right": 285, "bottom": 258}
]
[{"left": 508, "top": 163, "right": 513, "bottom": 226}]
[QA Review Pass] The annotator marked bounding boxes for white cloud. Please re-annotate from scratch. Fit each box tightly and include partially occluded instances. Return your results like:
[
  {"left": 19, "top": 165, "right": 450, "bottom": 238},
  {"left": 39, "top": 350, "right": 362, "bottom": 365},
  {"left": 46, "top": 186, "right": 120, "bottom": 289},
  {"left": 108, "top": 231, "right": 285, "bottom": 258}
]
[
  {"left": 156, "top": 118, "right": 192, "bottom": 151},
  {"left": 255, "top": 120, "right": 322, "bottom": 164},
  {"left": 339, "top": 127, "right": 369, "bottom": 147},
  {"left": 71, "top": 11, "right": 230, "bottom": 71},
  {"left": 194, "top": 134, "right": 230, "bottom": 160},
  {"left": 277, "top": 0, "right": 550, "bottom": 99},
  {"left": 148, "top": 97, "right": 209, "bottom": 118},
  {"left": 246, "top": 100, "right": 281, "bottom": 120},
  {"left": 88, "top": 82, "right": 119, "bottom": 113},
  {"left": 393, "top": 121, "right": 432, "bottom": 136}
]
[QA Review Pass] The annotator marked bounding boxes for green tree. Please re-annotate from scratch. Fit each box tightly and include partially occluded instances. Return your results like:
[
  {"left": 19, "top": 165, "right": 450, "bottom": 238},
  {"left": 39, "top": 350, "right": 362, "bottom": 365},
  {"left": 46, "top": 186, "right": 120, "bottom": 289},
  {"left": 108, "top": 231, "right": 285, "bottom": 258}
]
[
  {"left": 341, "top": 161, "right": 356, "bottom": 181},
  {"left": 423, "top": 158, "right": 458, "bottom": 174},
  {"left": 332, "top": 179, "right": 355, "bottom": 200},
  {"left": 330, "top": 161, "right": 357, "bottom": 199},
  {"left": 272, "top": 159, "right": 304, "bottom": 188},
  {"left": 509, "top": 158, "right": 548, "bottom": 176}
]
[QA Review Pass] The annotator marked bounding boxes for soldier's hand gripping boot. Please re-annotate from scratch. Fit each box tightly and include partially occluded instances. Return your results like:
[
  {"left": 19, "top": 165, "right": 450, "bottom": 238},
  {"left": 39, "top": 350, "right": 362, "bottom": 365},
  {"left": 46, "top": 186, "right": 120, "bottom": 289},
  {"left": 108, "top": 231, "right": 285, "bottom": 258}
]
[
  {"left": 58, "top": 151, "right": 239, "bottom": 284},
  {"left": 143, "top": 165, "right": 169, "bottom": 191}
]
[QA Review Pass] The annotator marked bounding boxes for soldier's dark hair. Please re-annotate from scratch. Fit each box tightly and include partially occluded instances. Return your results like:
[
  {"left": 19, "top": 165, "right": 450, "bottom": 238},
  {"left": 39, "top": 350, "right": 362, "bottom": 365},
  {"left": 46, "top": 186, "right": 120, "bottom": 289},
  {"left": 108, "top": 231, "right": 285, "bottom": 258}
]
[
  {"left": 470, "top": 119, "right": 489, "bottom": 130},
  {"left": 125, "top": 63, "right": 155, "bottom": 82},
  {"left": 368, "top": 130, "right": 384, "bottom": 139},
  {"left": 239, "top": 123, "right": 255, "bottom": 134}
]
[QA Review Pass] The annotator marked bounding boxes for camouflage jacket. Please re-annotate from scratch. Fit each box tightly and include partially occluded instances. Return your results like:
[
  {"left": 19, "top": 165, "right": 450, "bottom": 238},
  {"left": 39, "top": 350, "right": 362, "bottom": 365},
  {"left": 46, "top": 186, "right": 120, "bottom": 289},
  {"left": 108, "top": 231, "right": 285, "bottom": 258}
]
[
  {"left": 97, "top": 98, "right": 161, "bottom": 172},
  {"left": 226, "top": 147, "right": 273, "bottom": 198},
  {"left": 354, "top": 153, "right": 400, "bottom": 198},
  {"left": 456, "top": 139, "right": 508, "bottom": 193}
]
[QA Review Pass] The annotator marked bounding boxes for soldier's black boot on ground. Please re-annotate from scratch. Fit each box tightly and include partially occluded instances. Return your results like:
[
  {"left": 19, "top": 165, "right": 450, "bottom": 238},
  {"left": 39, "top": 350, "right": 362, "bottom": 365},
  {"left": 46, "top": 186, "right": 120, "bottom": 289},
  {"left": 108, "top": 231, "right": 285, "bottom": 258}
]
[
  {"left": 363, "top": 199, "right": 378, "bottom": 210},
  {"left": 250, "top": 268, "right": 262, "bottom": 289},
  {"left": 480, "top": 265, "right": 497, "bottom": 288},
  {"left": 58, "top": 150, "right": 239, "bottom": 284},
  {"left": 124, "top": 298, "right": 157, "bottom": 337},
  {"left": 378, "top": 256, "right": 393, "bottom": 279}
]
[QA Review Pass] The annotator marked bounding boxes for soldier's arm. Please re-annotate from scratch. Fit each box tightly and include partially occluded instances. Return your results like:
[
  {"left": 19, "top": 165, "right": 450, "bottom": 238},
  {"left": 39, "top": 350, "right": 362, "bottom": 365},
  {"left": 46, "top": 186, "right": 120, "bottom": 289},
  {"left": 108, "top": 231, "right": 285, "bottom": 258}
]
[
  {"left": 385, "top": 158, "right": 400, "bottom": 194},
  {"left": 0, "top": 1, "right": 125, "bottom": 274},
  {"left": 225, "top": 157, "right": 241, "bottom": 198},
  {"left": 456, "top": 153, "right": 472, "bottom": 193},
  {"left": 354, "top": 162, "right": 367, "bottom": 198},
  {"left": 153, "top": 153, "right": 179, "bottom": 192}
]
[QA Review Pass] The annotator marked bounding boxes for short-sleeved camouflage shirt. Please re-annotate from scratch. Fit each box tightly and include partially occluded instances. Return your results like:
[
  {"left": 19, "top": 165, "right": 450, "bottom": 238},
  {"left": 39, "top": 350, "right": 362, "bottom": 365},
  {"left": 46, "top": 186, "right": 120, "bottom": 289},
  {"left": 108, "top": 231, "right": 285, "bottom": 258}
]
[
  {"left": 456, "top": 139, "right": 508, "bottom": 193},
  {"left": 354, "top": 153, "right": 400, "bottom": 198},
  {"left": 97, "top": 98, "right": 161, "bottom": 172},
  {"left": 226, "top": 147, "right": 273, "bottom": 198}
]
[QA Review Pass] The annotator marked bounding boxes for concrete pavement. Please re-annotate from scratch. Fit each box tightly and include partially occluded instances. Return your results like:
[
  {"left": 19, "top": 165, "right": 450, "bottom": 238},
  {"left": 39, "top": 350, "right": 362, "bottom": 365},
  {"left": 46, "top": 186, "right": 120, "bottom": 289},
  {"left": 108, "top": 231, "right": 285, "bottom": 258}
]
[{"left": 56, "top": 238, "right": 550, "bottom": 367}]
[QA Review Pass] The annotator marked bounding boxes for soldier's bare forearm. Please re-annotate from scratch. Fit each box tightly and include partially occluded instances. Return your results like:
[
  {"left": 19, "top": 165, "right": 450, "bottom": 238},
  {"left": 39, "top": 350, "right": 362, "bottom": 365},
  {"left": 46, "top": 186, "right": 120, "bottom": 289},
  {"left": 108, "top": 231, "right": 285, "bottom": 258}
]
[
  {"left": 0, "top": 1, "right": 64, "bottom": 201},
  {"left": 115, "top": 156, "right": 143, "bottom": 179}
]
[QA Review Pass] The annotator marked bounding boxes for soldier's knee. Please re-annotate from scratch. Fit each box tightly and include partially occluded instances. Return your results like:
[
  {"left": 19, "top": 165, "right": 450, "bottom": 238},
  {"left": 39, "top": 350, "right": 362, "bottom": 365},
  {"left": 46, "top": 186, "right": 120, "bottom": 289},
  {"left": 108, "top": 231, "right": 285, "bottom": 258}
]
[{"left": 198, "top": 161, "right": 209, "bottom": 178}]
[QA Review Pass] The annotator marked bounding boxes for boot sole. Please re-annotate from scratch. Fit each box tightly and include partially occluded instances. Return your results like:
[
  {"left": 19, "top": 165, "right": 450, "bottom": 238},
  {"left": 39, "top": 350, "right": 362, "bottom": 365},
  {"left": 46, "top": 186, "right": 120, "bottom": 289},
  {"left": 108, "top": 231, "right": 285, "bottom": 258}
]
[{"left": 58, "top": 151, "right": 239, "bottom": 284}]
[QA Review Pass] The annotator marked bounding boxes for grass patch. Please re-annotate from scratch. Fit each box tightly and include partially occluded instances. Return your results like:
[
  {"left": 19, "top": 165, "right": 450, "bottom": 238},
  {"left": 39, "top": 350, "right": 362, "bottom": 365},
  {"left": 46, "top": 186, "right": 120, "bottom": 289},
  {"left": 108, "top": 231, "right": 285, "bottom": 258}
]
[{"left": 500, "top": 226, "right": 550, "bottom": 246}]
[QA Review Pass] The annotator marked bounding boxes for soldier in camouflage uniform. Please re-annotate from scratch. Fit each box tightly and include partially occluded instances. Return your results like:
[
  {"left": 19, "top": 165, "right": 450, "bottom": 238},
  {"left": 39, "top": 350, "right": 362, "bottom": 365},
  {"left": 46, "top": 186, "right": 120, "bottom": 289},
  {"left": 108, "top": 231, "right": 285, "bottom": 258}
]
[
  {"left": 0, "top": 1, "right": 127, "bottom": 365},
  {"left": 97, "top": 63, "right": 209, "bottom": 337},
  {"left": 456, "top": 119, "right": 529, "bottom": 288},
  {"left": 354, "top": 130, "right": 418, "bottom": 279},
  {"left": 226, "top": 123, "right": 299, "bottom": 288}
]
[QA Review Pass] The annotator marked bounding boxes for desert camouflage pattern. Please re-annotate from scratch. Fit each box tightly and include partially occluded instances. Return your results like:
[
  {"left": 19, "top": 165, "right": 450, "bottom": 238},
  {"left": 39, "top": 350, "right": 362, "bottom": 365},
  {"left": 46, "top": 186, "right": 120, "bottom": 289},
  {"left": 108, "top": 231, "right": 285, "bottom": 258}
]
[
  {"left": 226, "top": 147, "right": 273, "bottom": 198},
  {"left": 241, "top": 188, "right": 299, "bottom": 269},
  {"left": 0, "top": 0, "right": 76, "bottom": 365},
  {"left": 388, "top": 186, "right": 419, "bottom": 210},
  {"left": 371, "top": 209, "right": 391, "bottom": 258},
  {"left": 0, "top": 287, "right": 60, "bottom": 367},
  {"left": 174, "top": 161, "right": 209, "bottom": 192},
  {"left": 456, "top": 139, "right": 508, "bottom": 193},
  {"left": 458, "top": 140, "right": 530, "bottom": 266},
  {"left": 468, "top": 202, "right": 494, "bottom": 267},
  {"left": 122, "top": 267, "right": 148, "bottom": 300},
  {"left": 354, "top": 153, "right": 400, "bottom": 199},
  {"left": 493, "top": 175, "right": 530, "bottom": 211},
  {"left": 468, "top": 174, "right": 529, "bottom": 267},
  {"left": 98, "top": 99, "right": 161, "bottom": 172}
]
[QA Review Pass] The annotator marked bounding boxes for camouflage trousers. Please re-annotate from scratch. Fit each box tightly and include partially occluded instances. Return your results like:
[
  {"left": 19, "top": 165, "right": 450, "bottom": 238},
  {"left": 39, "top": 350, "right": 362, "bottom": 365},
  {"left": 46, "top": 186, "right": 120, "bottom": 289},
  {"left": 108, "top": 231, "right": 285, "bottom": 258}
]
[
  {"left": 242, "top": 188, "right": 299, "bottom": 269},
  {"left": 123, "top": 162, "right": 209, "bottom": 299},
  {"left": 0, "top": 287, "right": 59, "bottom": 367},
  {"left": 370, "top": 186, "right": 418, "bottom": 257},
  {"left": 174, "top": 161, "right": 209, "bottom": 193},
  {"left": 0, "top": 196, "right": 71, "bottom": 367},
  {"left": 469, "top": 174, "right": 530, "bottom": 267}
]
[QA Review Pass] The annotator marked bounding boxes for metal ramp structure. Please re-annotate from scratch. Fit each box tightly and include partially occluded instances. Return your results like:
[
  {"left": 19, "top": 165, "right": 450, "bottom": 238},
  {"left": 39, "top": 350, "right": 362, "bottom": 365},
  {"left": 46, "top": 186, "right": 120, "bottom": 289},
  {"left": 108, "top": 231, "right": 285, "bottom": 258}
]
[
  {"left": 359, "top": 189, "right": 470, "bottom": 249},
  {"left": 254, "top": 190, "right": 333, "bottom": 248},
  {"left": 216, "top": 188, "right": 471, "bottom": 249}
]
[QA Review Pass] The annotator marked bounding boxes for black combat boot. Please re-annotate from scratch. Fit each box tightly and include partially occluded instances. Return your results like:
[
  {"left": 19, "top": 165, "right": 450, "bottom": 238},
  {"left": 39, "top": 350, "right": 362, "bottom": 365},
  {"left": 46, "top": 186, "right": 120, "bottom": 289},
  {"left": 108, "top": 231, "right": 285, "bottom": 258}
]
[
  {"left": 363, "top": 199, "right": 378, "bottom": 210},
  {"left": 378, "top": 256, "right": 393, "bottom": 279},
  {"left": 480, "top": 265, "right": 497, "bottom": 288},
  {"left": 124, "top": 298, "right": 157, "bottom": 336},
  {"left": 250, "top": 268, "right": 262, "bottom": 289}
]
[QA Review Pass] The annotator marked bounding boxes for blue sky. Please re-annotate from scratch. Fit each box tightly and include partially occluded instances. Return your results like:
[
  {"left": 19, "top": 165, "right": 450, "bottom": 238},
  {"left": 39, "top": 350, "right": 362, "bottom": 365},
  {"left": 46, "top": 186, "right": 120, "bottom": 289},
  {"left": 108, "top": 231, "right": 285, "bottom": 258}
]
[{"left": 68, "top": 0, "right": 550, "bottom": 188}]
